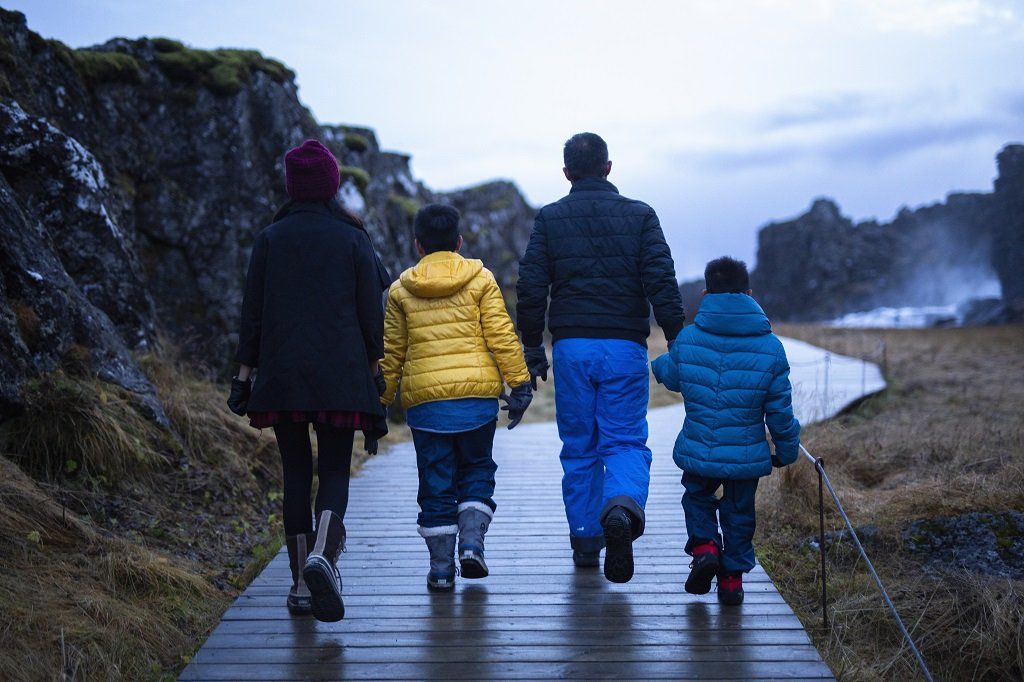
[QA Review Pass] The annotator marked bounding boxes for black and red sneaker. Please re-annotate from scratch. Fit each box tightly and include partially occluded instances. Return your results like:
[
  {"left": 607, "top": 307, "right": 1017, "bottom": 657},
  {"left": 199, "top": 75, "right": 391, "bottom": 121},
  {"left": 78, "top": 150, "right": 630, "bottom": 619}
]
[
  {"left": 684, "top": 541, "right": 720, "bottom": 595},
  {"left": 717, "top": 572, "right": 744, "bottom": 605}
]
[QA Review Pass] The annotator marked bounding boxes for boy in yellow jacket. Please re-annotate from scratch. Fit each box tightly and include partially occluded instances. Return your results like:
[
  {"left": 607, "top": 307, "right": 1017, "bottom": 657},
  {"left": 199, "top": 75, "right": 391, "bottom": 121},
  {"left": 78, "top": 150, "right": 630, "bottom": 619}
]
[{"left": 381, "top": 204, "right": 532, "bottom": 592}]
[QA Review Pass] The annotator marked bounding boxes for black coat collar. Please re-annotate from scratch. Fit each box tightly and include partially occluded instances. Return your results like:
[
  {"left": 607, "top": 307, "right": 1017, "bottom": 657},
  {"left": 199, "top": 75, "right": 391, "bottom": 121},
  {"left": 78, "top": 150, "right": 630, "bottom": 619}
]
[{"left": 569, "top": 177, "right": 618, "bottom": 194}]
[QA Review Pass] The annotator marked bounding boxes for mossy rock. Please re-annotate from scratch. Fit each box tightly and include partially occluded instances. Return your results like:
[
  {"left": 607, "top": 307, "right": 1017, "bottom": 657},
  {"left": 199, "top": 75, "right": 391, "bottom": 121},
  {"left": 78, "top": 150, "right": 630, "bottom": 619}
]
[
  {"left": 388, "top": 193, "right": 421, "bottom": 223},
  {"left": 73, "top": 49, "right": 143, "bottom": 85},
  {"left": 154, "top": 45, "right": 293, "bottom": 96},
  {"left": 340, "top": 166, "right": 371, "bottom": 194},
  {"left": 0, "top": 34, "right": 16, "bottom": 68},
  {"left": 343, "top": 133, "right": 370, "bottom": 153}
]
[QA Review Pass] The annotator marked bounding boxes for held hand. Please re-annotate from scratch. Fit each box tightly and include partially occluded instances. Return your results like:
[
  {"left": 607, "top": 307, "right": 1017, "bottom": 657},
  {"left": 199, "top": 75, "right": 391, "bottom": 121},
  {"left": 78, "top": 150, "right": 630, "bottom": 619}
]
[
  {"left": 500, "top": 383, "right": 534, "bottom": 430},
  {"left": 227, "top": 377, "right": 251, "bottom": 416},
  {"left": 374, "top": 368, "right": 386, "bottom": 396},
  {"left": 523, "top": 346, "right": 550, "bottom": 390}
]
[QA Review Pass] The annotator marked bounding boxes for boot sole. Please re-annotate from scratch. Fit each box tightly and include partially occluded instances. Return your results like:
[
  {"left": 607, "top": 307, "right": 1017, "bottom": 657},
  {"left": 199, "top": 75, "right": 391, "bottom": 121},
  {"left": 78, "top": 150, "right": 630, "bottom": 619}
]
[
  {"left": 603, "top": 516, "right": 634, "bottom": 583},
  {"left": 573, "top": 553, "right": 600, "bottom": 568},
  {"left": 685, "top": 555, "right": 720, "bottom": 595},
  {"left": 427, "top": 579, "right": 455, "bottom": 592},
  {"left": 302, "top": 556, "right": 345, "bottom": 622},
  {"left": 459, "top": 552, "right": 488, "bottom": 579}
]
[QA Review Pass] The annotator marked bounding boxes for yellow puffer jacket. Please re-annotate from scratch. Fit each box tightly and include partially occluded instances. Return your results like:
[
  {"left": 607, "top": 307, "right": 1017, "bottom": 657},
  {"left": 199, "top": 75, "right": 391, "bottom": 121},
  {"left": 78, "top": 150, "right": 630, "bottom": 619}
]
[{"left": 381, "top": 251, "right": 530, "bottom": 409}]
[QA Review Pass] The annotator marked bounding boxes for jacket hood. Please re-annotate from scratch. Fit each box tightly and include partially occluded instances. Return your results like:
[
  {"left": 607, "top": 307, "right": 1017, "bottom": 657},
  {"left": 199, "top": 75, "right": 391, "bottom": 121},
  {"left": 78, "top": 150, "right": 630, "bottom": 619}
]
[
  {"left": 694, "top": 293, "right": 772, "bottom": 337},
  {"left": 400, "top": 251, "right": 483, "bottom": 298}
]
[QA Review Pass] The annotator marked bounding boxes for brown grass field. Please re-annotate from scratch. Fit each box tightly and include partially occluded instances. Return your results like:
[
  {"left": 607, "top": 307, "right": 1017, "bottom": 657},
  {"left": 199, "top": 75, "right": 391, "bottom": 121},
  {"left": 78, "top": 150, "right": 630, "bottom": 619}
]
[{"left": 764, "top": 324, "right": 1024, "bottom": 680}]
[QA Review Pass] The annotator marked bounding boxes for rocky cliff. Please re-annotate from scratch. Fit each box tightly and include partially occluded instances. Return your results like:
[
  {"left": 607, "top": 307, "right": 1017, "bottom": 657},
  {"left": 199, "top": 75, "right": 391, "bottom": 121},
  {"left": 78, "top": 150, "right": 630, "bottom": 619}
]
[
  {"left": 0, "top": 9, "right": 535, "bottom": 419},
  {"left": 750, "top": 145, "right": 1022, "bottom": 322}
]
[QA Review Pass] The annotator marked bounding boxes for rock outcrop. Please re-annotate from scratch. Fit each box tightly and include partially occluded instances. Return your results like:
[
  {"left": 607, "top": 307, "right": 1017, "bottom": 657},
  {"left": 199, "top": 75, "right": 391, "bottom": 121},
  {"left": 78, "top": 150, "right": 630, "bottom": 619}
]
[
  {"left": 0, "top": 9, "right": 536, "bottom": 420},
  {"left": 749, "top": 145, "right": 1022, "bottom": 322}
]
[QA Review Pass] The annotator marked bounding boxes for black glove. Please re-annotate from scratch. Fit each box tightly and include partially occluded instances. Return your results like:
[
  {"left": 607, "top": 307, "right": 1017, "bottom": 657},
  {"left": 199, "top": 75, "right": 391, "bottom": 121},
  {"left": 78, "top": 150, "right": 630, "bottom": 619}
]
[
  {"left": 523, "top": 346, "right": 549, "bottom": 390},
  {"left": 771, "top": 454, "right": 784, "bottom": 468},
  {"left": 500, "top": 383, "right": 533, "bottom": 430},
  {"left": 364, "top": 435, "right": 379, "bottom": 455},
  {"left": 227, "top": 377, "right": 251, "bottom": 416},
  {"left": 374, "top": 368, "right": 386, "bottom": 396}
]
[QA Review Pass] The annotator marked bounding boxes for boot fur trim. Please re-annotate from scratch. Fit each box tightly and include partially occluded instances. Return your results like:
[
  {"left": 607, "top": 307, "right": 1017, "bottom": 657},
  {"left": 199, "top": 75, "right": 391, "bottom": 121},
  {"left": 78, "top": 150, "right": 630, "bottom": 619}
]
[
  {"left": 457, "top": 501, "right": 494, "bottom": 519},
  {"left": 418, "top": 524, "right": 458, "bottom": 538}
]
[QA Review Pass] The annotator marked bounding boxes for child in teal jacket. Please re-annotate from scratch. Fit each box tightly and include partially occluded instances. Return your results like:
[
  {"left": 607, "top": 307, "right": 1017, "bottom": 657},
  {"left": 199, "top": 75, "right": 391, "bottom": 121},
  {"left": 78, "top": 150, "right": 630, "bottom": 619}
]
[{"left": 652, "top": 257, "right": 800, "bottom": 604}]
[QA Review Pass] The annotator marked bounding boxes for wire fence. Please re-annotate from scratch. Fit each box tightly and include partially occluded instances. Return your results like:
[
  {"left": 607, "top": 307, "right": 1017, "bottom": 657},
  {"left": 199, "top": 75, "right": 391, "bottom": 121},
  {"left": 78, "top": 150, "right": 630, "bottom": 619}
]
[
  {"left": 795, "top": 339, "right": 934, "bottom": 682},
  {"left": 788, "top": 340, "right": 887, "bottom": 421}
]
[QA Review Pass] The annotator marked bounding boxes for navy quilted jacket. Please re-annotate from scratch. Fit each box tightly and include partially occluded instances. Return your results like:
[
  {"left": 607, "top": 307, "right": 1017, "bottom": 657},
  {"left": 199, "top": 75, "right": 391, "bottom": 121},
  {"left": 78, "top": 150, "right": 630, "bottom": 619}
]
[
  {"left": 516, "top": 178, "right": 685, "bottom": 347},
  {"left": 652, "top": 293, "right": 801, "bottom": 478}
]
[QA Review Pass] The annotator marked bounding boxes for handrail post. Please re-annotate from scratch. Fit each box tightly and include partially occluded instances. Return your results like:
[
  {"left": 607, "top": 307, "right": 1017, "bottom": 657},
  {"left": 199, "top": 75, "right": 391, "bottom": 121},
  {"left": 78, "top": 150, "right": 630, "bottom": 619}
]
[{"left": 817, "top": 457, "right": 828, "bottom": 629}]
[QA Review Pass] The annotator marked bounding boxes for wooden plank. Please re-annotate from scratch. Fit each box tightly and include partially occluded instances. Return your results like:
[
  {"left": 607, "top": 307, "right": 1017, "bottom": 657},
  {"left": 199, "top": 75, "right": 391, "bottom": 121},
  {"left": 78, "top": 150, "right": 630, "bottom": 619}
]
[{"left": 179, "top": 660, "right": 833, "bottom": 680}]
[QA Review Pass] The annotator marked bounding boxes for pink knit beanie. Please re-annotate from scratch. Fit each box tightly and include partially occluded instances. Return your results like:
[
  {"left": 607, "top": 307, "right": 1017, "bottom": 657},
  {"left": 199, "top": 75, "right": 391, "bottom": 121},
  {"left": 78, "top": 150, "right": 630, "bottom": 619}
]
[{"left": 284, "top": 140, "right": 341, "bottom": 201}]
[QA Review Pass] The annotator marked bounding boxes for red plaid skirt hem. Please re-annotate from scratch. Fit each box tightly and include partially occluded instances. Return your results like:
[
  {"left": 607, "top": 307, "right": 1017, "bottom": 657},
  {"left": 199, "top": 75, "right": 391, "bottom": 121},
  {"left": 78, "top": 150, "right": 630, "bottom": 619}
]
[{"left": 248, "top": 410, "right": 369, "bottom": 430}]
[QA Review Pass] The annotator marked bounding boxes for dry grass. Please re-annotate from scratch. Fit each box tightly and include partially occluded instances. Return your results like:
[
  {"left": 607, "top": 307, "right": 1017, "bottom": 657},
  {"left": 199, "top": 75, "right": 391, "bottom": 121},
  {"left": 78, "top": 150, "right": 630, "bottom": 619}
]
[
  {"left": 760, "top": 325, "right": 1024, "bottom": 681},
  {"left": 0, "top": 339, "right": 287, "bottom": 680}
]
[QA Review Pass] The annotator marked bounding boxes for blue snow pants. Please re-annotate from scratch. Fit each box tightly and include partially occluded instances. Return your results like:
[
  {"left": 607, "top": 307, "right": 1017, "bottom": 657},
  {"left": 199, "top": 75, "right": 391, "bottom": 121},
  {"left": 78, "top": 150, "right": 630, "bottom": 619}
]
[
  {"left": 553, "top": 338, "right": 652, "bottom": 553},
  {"left": 682, "top": 471, "right": 759, "bottom": 573},
  {"left": 412, "top": 420, "right": 498, "bottom": 529}
]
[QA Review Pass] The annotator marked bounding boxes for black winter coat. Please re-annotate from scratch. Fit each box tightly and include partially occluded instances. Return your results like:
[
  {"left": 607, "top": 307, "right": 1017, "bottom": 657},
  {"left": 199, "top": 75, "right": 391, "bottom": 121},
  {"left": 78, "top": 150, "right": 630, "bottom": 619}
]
[
  {"left": 235, "top": 202, "right": 388, "bottom": 417},
  {"left": 516, "top": 178, "right": 686, "bottom": 347}
]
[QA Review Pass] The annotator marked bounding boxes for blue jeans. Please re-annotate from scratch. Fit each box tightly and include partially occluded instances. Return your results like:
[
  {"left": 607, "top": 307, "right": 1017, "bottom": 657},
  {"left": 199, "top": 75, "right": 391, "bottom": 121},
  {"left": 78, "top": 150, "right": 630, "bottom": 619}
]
[
  {"left": 553, "top": 338, "right": 652, "bottom": 552},
  {"left": 682, "top": 472, "right": 759, "bottom": 573},
  {"left": 412, "top": 420, "right": 497, "bottom": 528}
]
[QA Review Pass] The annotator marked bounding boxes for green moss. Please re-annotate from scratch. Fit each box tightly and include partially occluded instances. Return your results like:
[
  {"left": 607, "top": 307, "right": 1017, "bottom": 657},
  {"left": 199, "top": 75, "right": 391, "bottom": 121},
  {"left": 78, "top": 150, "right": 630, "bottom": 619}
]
[
  {"left": 73, "top": 49, "right": 143, "bottom": 85},
  {"left": 47, "top": 39, "right": 75, "bottom": 70},
  {"left": 151, "top": 37, "right": 185, "bottom": 54},
  {"left": 340, "top": 165, "right": 371, "bottom": 194},
  {"left": 343, "top": 133, "right": 370, "bottom": 153},
  {"left": 154, "top": 45, "right": 294, "bottom": 96},
  {"left": 388, "top": 192, "right": 421, "bottom": 223}
]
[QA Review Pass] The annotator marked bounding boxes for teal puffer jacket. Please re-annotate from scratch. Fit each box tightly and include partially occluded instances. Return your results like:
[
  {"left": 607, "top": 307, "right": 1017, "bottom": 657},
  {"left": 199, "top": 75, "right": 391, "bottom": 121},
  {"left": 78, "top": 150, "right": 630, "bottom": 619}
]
[{"left": 652, "top": 293, "right": 800, "bottom": 479}]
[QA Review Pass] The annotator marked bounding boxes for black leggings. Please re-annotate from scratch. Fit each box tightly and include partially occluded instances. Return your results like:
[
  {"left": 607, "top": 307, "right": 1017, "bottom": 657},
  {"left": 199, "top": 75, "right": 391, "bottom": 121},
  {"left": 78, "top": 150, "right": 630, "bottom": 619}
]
[{"left": 273, "top": 421, "right": 354, "bottom": 536}]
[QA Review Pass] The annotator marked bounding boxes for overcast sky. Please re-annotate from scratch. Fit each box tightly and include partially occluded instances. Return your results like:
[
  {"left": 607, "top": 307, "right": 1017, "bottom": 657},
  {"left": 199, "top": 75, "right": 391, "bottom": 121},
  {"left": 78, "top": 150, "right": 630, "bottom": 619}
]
[{"left": 12, "top": 0, "right": 1024, "bottom": 278}]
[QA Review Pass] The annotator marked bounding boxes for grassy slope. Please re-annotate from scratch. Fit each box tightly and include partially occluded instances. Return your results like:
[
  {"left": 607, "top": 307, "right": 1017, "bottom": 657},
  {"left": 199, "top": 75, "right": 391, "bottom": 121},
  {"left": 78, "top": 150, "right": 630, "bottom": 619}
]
[
  {"left": 0, "top": 344, "right": 288, "bottom": 681},
  {"left": 762, "top": 325, "right": 1024, "bottom": 680}
]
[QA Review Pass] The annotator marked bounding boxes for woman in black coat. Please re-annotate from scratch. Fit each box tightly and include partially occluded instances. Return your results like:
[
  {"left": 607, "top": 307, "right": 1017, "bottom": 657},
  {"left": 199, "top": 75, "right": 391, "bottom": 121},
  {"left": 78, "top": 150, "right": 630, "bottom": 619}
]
[{"left": 228, "top": 140, "right": 390, "bottom": 622}]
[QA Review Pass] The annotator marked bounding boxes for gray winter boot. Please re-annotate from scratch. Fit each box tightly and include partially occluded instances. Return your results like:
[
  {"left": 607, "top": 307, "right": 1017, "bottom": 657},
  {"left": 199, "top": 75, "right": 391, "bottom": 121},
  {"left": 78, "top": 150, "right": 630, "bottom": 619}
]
[
  {"left": 457, "top": 502, "right": 493, "bottom": 579},
  {"left": 302, "top": 510, "right": 346, "bottom": 622},
  {"left": 419, "top": 526, "right": 457, "bottom": 592},
  {"left": 285, "top": 532, "right": 315, "bottom": 615}
]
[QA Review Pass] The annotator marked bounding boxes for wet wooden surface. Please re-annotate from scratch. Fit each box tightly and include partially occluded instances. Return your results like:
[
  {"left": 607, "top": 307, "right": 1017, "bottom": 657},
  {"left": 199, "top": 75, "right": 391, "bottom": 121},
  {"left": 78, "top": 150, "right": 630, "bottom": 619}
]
[{"left": 181, "top": 402, "right": 834, "bottom": 680}]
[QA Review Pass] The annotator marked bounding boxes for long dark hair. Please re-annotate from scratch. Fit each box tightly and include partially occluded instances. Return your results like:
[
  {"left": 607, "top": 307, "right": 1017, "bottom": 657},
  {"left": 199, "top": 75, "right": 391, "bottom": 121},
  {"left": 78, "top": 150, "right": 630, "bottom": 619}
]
[{"left": 272, "top": 197, "right": 365, "bottom": 229}]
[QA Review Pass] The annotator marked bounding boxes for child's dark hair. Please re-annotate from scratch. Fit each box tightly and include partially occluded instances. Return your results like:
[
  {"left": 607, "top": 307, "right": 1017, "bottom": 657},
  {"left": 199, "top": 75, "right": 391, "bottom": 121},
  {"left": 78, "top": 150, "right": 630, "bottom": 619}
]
[
  {"left": 563, "top": 132, "right": 609, "bottom": 180},
  {"left": 414, "top": 204, "right": 461, "bottom": 253},
  {"left": 704, "top": 256, "right": 750, "bottom": 294}
]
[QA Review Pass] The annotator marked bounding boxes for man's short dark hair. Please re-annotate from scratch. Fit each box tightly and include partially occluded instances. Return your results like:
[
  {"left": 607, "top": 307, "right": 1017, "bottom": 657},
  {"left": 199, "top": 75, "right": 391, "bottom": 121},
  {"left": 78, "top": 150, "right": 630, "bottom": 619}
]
[
  {"left": 563, "top": 132, "right": 609, "bottom": 180},
  {"left": 704, "top": 256, "right": 750, "bottom": 294},
  {"left": 414, "top": 204, "right": 460, "bottom": 253}
]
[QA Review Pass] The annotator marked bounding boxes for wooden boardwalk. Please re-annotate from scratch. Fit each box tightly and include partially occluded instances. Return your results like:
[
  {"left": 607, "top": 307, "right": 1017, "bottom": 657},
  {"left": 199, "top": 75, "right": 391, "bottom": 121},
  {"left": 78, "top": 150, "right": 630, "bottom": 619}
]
[{"left": 181, "top": 391, "right": 838, "bottom": 680}]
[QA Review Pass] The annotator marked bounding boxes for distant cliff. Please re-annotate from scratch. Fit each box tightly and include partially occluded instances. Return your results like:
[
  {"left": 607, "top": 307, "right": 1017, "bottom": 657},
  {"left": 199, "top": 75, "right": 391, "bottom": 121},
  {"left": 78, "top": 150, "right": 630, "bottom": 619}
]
[
  {"left": 748, "top": 145, "right": 1022, "bottom": 323},
  {"left": 0, "top": 9, "right": 535, "bottom": 419}
]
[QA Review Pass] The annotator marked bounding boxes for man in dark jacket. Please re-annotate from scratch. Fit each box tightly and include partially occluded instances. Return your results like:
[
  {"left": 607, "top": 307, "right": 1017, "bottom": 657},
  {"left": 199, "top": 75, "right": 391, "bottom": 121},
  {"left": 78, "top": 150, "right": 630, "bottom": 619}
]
[{"left": 516, "top": 132, "right": 685, "bottom": 582}]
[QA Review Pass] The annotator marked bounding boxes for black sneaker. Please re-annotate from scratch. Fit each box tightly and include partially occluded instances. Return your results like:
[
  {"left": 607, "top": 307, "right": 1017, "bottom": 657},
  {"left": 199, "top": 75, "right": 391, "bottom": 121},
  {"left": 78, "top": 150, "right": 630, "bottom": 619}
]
[
  {"left": 602, "top": 506, "right": 635, "bottom": 583},
  {"left": 572, "top": 550, "right": 600, "bottom": 568},
  {"left": 684, "top": 542, "right": 720, "bottom": 595}
]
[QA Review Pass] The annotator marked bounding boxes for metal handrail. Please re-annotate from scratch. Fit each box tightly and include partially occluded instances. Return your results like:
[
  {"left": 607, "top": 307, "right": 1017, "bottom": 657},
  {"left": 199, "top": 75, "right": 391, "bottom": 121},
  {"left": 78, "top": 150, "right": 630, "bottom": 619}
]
[{"left": 800, "top": 443, "right": 934, "bottom": 682}]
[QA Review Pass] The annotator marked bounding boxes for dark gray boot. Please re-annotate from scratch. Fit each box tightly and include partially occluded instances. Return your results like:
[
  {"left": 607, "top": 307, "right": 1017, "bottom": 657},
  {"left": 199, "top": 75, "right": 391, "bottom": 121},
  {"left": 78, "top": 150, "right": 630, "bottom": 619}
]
[
  {"left": 285, "top": 532, "right": 315, "bottom": 615},
  {"left": 457, "top": 502, "right": 493, "bottom": 579},
  {"left": 302, "top": 510, "right": 346, "bottom": 622},
  {"left": 419, "top": 526, "right": 457, "bottom": 592}
]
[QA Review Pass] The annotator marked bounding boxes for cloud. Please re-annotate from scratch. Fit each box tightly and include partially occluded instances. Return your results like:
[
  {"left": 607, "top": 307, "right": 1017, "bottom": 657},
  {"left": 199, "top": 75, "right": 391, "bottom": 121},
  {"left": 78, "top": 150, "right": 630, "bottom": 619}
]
[
  {"left": 855, "top": 0, "right": 1019, "bottom": 35},
  {"left": 674, "top": 88, "right": 1024, "bottom": 172}
]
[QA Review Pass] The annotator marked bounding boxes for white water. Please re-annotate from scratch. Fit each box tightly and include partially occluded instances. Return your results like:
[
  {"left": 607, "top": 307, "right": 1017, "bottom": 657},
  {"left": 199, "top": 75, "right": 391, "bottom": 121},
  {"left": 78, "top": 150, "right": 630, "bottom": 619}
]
[{"left": 830, "top": 305, "right": 961, "bottom": 328}]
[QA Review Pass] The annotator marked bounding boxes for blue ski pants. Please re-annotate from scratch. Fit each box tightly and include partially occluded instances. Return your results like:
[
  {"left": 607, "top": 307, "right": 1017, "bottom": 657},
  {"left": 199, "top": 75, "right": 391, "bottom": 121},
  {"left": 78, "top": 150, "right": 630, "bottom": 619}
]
[{"left": 553, "top": 338, "right": 652, "bottom": 552}]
